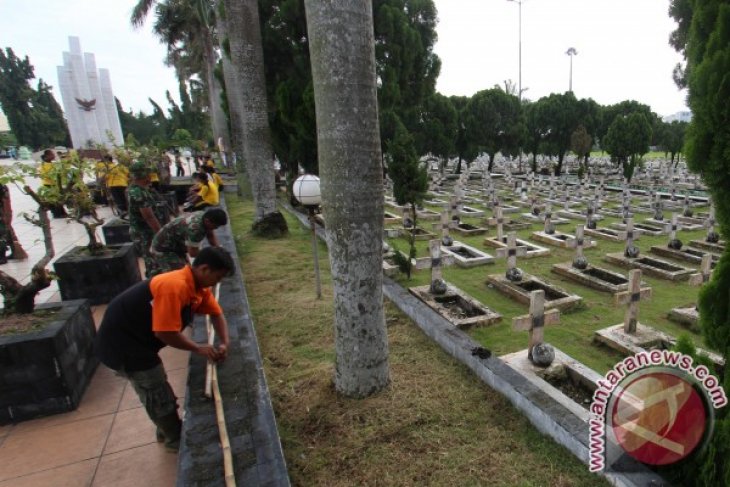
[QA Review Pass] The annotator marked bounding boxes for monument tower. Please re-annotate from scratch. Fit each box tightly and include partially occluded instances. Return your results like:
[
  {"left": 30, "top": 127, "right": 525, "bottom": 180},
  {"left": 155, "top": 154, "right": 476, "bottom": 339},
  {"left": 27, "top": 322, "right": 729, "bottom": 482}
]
[{"left": 57, "top": 37, "right": 124, "bottom": 148}]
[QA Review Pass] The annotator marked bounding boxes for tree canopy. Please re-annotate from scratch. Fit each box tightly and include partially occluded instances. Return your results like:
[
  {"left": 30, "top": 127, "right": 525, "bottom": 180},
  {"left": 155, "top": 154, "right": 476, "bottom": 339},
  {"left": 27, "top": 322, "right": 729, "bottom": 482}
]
[
  {"left": 602, "top": 112, "right": 652, "bottom": 181},
  {"left": 0, "top": 48, "right": 69, "bottom": 149}
]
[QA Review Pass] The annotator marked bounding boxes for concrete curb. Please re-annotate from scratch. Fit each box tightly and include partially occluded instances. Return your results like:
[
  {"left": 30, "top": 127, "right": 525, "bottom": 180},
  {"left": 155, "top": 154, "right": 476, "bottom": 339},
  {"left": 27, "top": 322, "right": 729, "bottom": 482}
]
[
  {"left": 177, "top": 195, "right": 290, "bottom": 486},
  {"left": 282, "top": 201, "right": 669, "bottom": 487}
]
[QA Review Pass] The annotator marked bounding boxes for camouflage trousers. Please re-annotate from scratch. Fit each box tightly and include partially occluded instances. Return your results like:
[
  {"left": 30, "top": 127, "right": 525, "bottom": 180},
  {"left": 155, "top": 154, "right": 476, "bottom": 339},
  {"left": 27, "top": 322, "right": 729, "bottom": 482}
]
[
  {"left": 148, "top": 250, "right": 187, "bottom": 278},
  {"left": 0, "top": 220, "right": 7, "bottom": 258},
  {"left": 116, "top": 364, "right": 178, "bottom": 420},
  {"left": 130, "top": 228, "right": 155, "bottom": 278}
]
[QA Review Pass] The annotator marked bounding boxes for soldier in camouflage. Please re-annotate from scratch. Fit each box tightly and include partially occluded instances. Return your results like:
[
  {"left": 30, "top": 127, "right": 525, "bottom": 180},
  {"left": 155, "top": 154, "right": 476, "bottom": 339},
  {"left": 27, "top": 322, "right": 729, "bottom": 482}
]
[
  {"left": 127, "top": 161, "right": 163, "bottom": 278},
  {"left": 149, "top": 208, "right": 228, "bottom": 277}
]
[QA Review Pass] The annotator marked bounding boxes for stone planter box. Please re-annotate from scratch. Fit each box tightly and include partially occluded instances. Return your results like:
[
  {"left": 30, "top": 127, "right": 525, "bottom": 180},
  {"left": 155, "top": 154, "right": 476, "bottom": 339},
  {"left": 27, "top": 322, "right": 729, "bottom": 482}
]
[
  {"left": 101, "top": 217, "right": 131, "bottom": 246},
  {"left": 0, "top": 299, "right": 98, "bottom": 424},
  {"left": 54, "top": 243, "right": 141, "bottom": 305}
]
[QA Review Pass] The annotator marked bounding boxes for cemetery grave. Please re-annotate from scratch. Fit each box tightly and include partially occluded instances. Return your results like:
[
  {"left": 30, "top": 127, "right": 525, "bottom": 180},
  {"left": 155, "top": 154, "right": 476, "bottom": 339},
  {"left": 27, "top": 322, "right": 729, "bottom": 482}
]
[{"left": 385, "top": 164, "right": 721, "bottom": 382}]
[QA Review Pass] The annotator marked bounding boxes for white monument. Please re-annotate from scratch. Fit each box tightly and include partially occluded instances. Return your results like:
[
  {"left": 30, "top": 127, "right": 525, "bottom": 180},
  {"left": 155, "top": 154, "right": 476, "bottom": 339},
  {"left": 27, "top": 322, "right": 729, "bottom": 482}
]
[{"left": 57, "top": 37, "right": 124, "bottom": 148}]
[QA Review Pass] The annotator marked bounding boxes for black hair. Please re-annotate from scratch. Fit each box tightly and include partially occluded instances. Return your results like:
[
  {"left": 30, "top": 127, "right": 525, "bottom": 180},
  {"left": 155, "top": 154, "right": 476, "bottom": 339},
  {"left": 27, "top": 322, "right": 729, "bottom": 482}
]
[
  {"left": 202, "top": 208, "right": 228, "bottom": 226},
  {"left": 202, "top": 165, "right": 216, "bottom": 173},
  {"left": 42, "top": 149, "right": 55, "bottom": 161},
  {"left": 192, "top": 246, "right": 234, "bottom": 275},
  {"left": 194, "top": 172, "right": 208, "bottom": 182}
]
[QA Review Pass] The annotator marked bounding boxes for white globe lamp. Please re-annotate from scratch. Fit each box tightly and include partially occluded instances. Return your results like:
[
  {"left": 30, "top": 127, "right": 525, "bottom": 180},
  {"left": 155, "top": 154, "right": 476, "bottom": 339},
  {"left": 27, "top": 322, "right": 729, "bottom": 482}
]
[{"left": 293, "top": 174, "right": 321, "bottom": 207}]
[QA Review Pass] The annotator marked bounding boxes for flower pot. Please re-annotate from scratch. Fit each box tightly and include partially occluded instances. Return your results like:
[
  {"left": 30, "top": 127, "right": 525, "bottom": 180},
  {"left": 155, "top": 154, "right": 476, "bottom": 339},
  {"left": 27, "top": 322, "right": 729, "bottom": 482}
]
[
  {"left": 0, "top": 299, "right": 98, "bottom": 424},
  {"left": 54, "top": 243, "right": 141, "bottom": 305}
]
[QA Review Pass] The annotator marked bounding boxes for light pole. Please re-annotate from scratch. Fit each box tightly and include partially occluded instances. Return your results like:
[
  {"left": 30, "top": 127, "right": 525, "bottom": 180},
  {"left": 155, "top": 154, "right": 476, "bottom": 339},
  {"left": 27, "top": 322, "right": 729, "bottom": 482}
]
[
  {"left": 566, "top": 47, "right": 578, "bottom": 92},
  {"left": 507, "top": 0, "right": 525, "bottom": 101},
  {"left": 293, "top": 174, "right": 322, "bottom": 299}
]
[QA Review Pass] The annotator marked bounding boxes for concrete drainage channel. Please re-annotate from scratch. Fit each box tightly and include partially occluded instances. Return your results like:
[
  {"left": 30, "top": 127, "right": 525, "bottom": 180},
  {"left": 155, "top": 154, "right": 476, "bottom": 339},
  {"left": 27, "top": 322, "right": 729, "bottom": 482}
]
[
  {"left": 284, "top": 202, "right": 669, "bottom": 487},
  {"left": 177, "top": 196, "right": 290, "bottom": 487}
]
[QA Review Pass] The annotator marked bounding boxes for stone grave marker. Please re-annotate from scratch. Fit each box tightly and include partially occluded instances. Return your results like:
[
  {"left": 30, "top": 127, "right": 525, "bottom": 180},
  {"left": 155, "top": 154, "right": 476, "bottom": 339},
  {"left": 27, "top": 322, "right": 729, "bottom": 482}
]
[
  {"left": 513, "top": 290, "right": 561, "bottom": 365},
  {"left": 571, "top": 225, "right": 588, "bottom": 269},
  {"left": 496, "top": 232, "right": 527, "bottom": 282},
  {"left": 616, "top": 269, "right": 646, "bottom": 334},
  {"left": 544, "top": 204, "right": 555, "bottom": 235},
  {"left": 689, "top": 254, "right": 713, "bottom": 287},
  {"left": 667, "top": 213, "right": 683, "bottom": 250},
  {"left": 624, "top": 218, "right": 640, "bottom": 258},
  {"left": 683, "top": 194, "right": 693, "bottom": 217}
]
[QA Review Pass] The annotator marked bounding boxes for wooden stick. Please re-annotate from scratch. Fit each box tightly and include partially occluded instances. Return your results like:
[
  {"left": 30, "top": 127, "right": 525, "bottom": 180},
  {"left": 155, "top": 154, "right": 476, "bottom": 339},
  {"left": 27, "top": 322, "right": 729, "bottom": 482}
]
[{"left": 204, "top": 284, "right": 220, "bottom": 398}]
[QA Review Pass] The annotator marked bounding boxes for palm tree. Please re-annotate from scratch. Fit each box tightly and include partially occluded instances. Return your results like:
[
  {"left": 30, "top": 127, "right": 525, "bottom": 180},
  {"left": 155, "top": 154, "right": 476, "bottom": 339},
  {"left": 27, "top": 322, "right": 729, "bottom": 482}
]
[
  {"left": 304, "top": 0, "right": 390, "bottom": 398},
  {"left": 131, "top": 0, "right": 230, "bottom": 152},
  {"left": 222, "top": 0, "right": 286, "bottom": 233}
]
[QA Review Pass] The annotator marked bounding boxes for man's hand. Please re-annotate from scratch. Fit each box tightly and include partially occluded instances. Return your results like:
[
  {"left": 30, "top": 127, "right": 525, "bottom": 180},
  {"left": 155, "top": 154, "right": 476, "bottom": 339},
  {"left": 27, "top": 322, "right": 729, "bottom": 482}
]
[{"left": 195, "top": 344, "right": 227, "bottom": 363}]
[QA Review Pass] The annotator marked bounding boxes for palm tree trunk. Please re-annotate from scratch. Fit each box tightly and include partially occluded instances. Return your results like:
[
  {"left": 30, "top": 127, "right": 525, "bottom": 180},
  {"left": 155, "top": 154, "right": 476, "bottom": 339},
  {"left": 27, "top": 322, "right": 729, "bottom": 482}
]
[
  {"left": 201, "top": 26, "right": 230, "bottom": 157},
  {"left": 215, "top": 1, "right": 252, "bottom": 199},
  {"left": 305, "top": 0, "right": 390, "bottom": 398},
  {"left": 222, "top": 0, "right": 281, "bottom": 226}
]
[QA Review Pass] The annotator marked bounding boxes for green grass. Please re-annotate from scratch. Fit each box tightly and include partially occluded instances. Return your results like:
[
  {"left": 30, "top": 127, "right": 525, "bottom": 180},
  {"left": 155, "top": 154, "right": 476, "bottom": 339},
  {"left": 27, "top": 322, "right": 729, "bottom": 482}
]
[
  {"left": 229, "top": 195, "right": 609, "bottom": 487},
  {"left": 388, "top": 197, "right": 711, "bottom": 375}
]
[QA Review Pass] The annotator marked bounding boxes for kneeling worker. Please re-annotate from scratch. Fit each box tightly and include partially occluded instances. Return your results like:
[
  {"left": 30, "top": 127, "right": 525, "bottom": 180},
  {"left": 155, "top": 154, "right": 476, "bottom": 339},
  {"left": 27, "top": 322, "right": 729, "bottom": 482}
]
[{"left": 95, "top": 246, "right": 234, "bottom": 452}]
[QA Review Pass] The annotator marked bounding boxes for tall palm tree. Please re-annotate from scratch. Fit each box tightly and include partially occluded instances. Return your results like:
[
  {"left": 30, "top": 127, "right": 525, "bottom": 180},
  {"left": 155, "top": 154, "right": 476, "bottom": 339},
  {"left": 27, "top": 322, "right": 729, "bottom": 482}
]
[
  {"left": 131, "top": 0, "right": 230, "bottom": 151},
  {"left": 222, "top": 0, "right": 286, "bottom": 231},
  {"left": 304, "top": 0, "right": 390, "bottom": 398}
]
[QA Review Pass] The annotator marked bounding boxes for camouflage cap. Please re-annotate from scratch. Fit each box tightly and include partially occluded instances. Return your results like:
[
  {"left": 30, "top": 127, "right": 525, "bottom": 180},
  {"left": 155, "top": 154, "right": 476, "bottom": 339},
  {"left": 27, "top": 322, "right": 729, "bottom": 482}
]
[{"left": 130, "top": 161, "right": 152, "bottom": 178}]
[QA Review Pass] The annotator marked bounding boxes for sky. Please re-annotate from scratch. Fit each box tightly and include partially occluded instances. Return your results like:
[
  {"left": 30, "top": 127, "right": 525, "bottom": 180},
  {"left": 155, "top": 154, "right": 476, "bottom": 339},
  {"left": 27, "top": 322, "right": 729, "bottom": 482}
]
[{"left": 0, "top": 0, "right": 688, "bottom": 118}]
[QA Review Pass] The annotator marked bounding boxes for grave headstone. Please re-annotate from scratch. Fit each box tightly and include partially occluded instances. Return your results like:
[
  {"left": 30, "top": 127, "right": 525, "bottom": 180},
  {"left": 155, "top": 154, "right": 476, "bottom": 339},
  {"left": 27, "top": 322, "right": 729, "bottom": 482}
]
[
  {"left": 428, "top": 239, "right": 448, "bottom": 295},
  {"left": 617, "top": 269, "right": 644, "bottom": 334},
  {"left": 668, "top": 213, "right": 683, "bottom": 250},
  {"left": 402, "top": 206, "right": 413, "bottom": 228},
  {"left": 437, "top": 210, "right": 453, "bottom": 246},
  {"left": 543, "top": 204, "right": 555, "bottom": 235},
  {"left": 624, "top": 218, "right": 640, "bottom": 258},
  {"left": 571, "top": 225, "right": 588, "bottom": 270},
  {"left": 586, "top": 199, "right": 597, "bottom": 230},
  {"left": 653, "top": 193, "right": 664, "bottom": 221},
  {"left": 683, "top": 195, "right": 693, "bottom": 217},
  {"left": 706, "top": 204, "right": 720, "bottom": 243},
  {"left": 689, "top": 254, "right": 713, "bottom": 287},
  {"left": 497, "top": 232, "right": 527, "bottom": 282},
  {"left": 512, "top": 290, "right": 560, "bottom": 365}
]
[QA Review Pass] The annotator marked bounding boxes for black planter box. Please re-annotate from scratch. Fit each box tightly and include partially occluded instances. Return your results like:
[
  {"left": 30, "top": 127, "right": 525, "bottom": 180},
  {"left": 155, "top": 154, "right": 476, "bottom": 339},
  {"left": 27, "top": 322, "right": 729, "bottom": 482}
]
[
  {"left": 54, "top": 243, "right": 141, "bottom": 305},
  {"left": 101, "top": 217, "right": 131, "bottom": 246},
  {"left": 0, "top": 299, "right": 98, "bottom": 424},
  {"left": 162, "top": 181, "right": 194, "bottom": 205}
]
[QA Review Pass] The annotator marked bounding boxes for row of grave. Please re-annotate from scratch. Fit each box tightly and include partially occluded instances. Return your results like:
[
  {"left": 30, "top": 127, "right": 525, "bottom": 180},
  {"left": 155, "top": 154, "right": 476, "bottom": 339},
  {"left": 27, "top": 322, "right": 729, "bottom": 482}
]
[{"left": 370, "top": 168, "right": 724, "bottom": 429}]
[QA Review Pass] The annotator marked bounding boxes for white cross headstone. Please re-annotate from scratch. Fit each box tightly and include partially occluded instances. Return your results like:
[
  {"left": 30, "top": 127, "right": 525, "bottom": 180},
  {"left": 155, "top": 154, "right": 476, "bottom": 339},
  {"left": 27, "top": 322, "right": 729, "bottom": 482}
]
[
  {"left": 706, "top": 204, "right": 720, "bottom": 243},
  {"left": 543, "top": 203, "right": 555, "bottom": 235},
  {"left": 689, "top": 254, "right": 713, "bottom": 287},
  {"left": 496, "top": 232, "right": 527, "bottom": 282},
  {"left": 624, "top": 218, "right": 640, "bottom": 258},
  {"left": 683, "top": 195, "right": 693, "bottom": 217},
  {"left": 571, "top": 225, "right": 588, "bottom": 269},
  {"left": 668, "top": 213, "right": 683, "bottom": 249},
  {"left": 616, "top": 269, "right": 650, "bottom": 334},
  {"left": 494, "top": 204, "right": 505, "bottom": 242},
  {"left": 512, "top": 290, "right": 560, "bottom": 362}
]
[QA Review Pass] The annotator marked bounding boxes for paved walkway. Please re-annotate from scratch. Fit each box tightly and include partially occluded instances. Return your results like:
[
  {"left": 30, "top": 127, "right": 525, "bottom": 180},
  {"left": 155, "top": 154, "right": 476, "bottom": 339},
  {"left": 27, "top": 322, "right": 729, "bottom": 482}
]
[{"left": 0, "top": 161, "right": 181, "bottom": 486}]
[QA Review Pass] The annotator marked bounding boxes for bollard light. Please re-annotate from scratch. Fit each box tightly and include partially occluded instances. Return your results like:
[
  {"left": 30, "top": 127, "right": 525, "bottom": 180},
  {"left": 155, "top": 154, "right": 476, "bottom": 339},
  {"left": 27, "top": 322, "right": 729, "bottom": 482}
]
[{"left": 293, "top": 174, "right": 322, "bottom": 299}]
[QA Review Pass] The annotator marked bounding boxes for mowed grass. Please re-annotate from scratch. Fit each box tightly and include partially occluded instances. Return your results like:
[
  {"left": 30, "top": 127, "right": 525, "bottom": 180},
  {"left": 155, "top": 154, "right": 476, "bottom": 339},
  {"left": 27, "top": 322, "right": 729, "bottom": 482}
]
[{"left": 228, "top": 196, "right": 609, "bottom": 487}]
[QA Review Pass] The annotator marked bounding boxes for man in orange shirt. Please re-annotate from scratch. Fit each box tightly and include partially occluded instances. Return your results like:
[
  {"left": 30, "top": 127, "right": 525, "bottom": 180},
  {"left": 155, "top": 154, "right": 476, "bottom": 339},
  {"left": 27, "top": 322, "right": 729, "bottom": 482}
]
[{"left": 95, "top": 246, "right": 233, "bottom": 452}]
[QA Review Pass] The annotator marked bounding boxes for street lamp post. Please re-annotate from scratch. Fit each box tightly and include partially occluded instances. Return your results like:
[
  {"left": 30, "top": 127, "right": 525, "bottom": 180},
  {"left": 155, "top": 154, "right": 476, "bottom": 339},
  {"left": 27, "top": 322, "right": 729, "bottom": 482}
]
[
  {"left": 566, "top": 47, "right": 578, "bottom": 92},
  {"left": 293, "top": 174, "right": 322, "bottom": 299},
  {"left": 507, "top": 0, "right": 524, "bottom": 101}
]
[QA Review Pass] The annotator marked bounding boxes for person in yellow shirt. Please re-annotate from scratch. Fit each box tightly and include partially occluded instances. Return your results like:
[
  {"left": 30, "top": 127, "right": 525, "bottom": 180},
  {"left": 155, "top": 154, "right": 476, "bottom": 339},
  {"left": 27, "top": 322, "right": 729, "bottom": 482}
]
[
  {"left": 201, "top": 165, "right": 223, "bottom": 191},
  {"left": 185, "top": 172, "right": 219, "bottom": 212},
  {"left": 39, "top": 149, "right": 68, "bottom": 218},
  {"left": 105, "top": 157, "right": 129, "bottom": 216},
  {"left": 204, "top": 154, "right": 215, "bottom": 168}
]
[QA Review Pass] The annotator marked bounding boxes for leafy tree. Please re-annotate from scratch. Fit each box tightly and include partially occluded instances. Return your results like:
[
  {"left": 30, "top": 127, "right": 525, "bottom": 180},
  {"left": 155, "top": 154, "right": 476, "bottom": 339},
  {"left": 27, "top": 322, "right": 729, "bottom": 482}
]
[
  {"left": 415, "top": 92, "right": 457, "bottom": 166},
  {"left": 464, "top": 88, "right": 522, "bottom": 172},
  {"left": 570, "top": 124, "right": 592, "bottom": 176},
  {"left": 602, "top": 113, "right": 651, "bottom": 181},
  {"left": 0, "top": 48, "right": 69, "bottom": 149},
  {"left": 388, "top": 122, "right": 428, "bottom": 279},
  {"left": 658, "top": 120, "right": 687, "bottom": 166},
  {"left": 449, "top": 95, "right": 478, "bottom": 172},
  {"left": 0, "top": 131, "right": 17, "bottom": 147},
  {"left": 669, "top": 3, "right": 730, "bottom": 483},
  {"left": 530, "top": 92, "right": 581, "bottom": 175},
  {"left": 597, "top": 99, "right": 653, "bottom": 147}
]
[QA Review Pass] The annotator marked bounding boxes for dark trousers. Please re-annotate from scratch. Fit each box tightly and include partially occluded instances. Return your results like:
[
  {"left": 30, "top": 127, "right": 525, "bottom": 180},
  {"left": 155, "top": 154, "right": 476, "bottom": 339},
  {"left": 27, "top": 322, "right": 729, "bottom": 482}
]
[
  {"left": 110, "top": 186, "right": 128, "bottom": 213},
  {"left": 176, "top": 165, "right": 184, "bottom": 177}
]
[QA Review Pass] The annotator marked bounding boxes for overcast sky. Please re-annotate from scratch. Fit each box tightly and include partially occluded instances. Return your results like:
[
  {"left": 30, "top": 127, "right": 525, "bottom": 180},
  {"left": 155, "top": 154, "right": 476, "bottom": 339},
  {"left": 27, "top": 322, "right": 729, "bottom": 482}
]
[{"left": 1, "top": 0, "right": 687, "bottom": 118}]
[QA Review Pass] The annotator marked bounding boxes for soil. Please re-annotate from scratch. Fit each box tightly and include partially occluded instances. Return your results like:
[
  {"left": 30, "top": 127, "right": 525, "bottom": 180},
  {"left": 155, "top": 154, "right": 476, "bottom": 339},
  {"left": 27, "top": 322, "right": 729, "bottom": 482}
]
[
  {"left": 0, "top": 308, "right": 60, "bottom": 336},
  {"left": 542, "top": 375, "right": 594, "bottom": 410},
  {"left": 433, "top": 295, "right": 485, "bottom": 318}
]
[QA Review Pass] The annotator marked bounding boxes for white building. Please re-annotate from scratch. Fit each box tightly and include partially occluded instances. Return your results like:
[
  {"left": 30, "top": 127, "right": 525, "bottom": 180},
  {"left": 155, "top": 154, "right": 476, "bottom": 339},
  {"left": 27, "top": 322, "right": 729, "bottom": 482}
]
[{"left": 57, "top": 37, "right": 123, "bottom": 148}]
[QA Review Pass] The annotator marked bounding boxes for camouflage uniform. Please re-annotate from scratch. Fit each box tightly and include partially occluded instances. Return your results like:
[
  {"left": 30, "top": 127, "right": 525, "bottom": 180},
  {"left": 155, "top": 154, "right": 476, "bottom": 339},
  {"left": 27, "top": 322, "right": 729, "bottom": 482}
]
[
  {"left": 149, "top": 211, "right": 208, "bottom": 277},
  {"left": 0, "top": 185, "right": 8, "bottom": 261},
  {"left": 128, "top": 183, "right": 159, "bottom": 277}
]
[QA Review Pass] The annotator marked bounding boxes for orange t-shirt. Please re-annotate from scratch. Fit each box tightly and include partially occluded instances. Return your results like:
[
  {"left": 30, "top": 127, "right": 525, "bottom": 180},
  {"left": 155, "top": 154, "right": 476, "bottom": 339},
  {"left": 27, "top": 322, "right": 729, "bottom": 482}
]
[{"left": 149, "top": 265, "right": 222, "bottom": 332}]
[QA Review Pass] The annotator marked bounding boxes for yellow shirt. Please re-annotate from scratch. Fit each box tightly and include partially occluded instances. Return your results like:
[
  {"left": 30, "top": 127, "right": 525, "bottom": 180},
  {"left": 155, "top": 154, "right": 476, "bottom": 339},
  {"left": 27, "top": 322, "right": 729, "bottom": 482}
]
[
  {"left": 150, "top": 171, "right": 160, "bottom": 183},
  {"left": 95, "top": 161, "right": 108, "bottom": 178},
  {"left": 106, "top": 164, "right": 129, "bottom": 187},
  {"left": 211, "top": 173, "right": 223, "bottom": 189},
  {"left": 197, "top": 183, "right": 219, "bottom": 206},
  {"left": 40, "top": 161, "right": 55, "bottom": 186},
  {"left": 205, "top": 158, "right": 215, "bottom": 168}
]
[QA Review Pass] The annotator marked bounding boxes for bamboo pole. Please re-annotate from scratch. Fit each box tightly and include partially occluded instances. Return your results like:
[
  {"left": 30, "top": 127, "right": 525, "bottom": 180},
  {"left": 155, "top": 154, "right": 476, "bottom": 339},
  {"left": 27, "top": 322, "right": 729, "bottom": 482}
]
[{"left": 204, "top": 284, "right": 235, "bottom": 486}]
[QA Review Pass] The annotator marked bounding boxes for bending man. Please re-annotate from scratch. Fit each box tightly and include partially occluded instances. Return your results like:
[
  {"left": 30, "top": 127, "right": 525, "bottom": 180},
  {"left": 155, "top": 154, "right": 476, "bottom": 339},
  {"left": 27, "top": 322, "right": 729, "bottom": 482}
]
[
  {"left": 150, "top": 208, "right": 228, "bottom": 277},
  {"left": 95, "top": 246, "right": 234, "bottom": 452}
]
